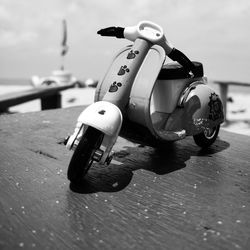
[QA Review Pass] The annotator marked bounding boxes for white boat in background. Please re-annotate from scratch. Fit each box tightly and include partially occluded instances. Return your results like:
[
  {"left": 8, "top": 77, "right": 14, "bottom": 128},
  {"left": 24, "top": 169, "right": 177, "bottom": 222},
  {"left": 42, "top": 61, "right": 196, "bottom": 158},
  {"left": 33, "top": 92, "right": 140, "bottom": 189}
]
[
  {"left": 31, "top": 73, "right": 99, "bottom": 88},
  {"left": 75, "top": 78, "right": 98, "bottom": 88},
  {"left": 31, "top": 19, "right": 77, "bottom": 87},
  {"left": 31, "top": 70, "right": 77, "bottom": 87}
]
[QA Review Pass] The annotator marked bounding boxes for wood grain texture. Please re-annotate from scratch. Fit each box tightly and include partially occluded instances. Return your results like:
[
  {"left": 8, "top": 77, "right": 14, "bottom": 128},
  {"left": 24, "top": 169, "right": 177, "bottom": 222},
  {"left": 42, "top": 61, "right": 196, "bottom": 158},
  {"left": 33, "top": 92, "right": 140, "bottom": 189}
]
[{"left": 0, "top": 106, "right": 249, "bottom": 250}]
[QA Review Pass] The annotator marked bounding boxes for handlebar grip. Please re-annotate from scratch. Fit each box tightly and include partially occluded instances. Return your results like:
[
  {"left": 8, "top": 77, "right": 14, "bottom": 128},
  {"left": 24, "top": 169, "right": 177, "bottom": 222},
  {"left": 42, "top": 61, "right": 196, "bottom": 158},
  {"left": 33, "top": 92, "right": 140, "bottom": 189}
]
[
  {"left": 168, "top": 48, "right": 197, "bottom": 76},
  {"left": 97, "top": 27, "right": 125, "bottom": 38}
]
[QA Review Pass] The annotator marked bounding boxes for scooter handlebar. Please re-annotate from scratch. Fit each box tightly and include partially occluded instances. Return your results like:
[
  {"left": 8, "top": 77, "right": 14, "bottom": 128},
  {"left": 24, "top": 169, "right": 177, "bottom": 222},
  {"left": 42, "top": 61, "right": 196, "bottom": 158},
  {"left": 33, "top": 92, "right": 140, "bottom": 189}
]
[
  {"left": 124, "top": 21, "right": 166, "bottom": 45},
  {"left": 97, "top": 22, "right": 197, "bottom": 76},
  {"left": 97, "top": 21, "right": 174, "bottom": 54},
  {"left": 168, "top": 48, "right": 198, "bottom": 77},
  {"left": 97, "top": 27, "right": 125, "bottom": 38}
]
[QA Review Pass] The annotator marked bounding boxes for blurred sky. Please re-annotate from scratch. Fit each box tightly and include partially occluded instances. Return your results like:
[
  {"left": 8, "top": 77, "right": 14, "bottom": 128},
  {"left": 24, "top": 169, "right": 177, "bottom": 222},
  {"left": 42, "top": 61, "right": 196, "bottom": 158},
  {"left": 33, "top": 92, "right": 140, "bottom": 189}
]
[{"left": 0, "top": 0, "right": 250, "bottom": 81}]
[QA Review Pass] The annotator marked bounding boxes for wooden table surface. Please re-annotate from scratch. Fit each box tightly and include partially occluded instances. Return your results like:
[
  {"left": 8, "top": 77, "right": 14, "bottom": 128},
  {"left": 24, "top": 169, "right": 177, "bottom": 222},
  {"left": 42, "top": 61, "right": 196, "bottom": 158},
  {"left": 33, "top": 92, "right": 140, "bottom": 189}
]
[{"left": 0, "top": 106, "right": 249, "bottom": 250}]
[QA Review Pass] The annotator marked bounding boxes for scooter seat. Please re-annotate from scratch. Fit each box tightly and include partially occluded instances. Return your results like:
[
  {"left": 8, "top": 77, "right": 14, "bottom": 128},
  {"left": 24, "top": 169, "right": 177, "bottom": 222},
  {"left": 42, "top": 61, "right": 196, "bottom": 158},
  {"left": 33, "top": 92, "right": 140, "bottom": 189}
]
[{"left": 157, "top": 61, "right": 203, "bottom": 80}]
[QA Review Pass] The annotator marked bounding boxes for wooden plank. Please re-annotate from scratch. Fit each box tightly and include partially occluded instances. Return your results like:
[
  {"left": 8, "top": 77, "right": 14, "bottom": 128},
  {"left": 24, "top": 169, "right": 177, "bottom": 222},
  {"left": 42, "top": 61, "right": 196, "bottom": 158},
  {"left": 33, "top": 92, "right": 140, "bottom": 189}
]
[
  {"left": 0, "top": 107, "right": 250, "bottom": 250},
  {"left": 0, "top": 84, "right": 74, "bottom": 111}
]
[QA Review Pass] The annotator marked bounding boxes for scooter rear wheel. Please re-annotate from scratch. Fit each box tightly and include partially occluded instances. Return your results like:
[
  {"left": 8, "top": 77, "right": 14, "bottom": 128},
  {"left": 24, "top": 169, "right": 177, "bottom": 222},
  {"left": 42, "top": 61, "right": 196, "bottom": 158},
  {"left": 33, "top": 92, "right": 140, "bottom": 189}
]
[
  {"left": 193, "top": 125, "right": 220, "bottom": 148},
  {"left": 67, "top": 126, "right": 104, "bottom": 183}
]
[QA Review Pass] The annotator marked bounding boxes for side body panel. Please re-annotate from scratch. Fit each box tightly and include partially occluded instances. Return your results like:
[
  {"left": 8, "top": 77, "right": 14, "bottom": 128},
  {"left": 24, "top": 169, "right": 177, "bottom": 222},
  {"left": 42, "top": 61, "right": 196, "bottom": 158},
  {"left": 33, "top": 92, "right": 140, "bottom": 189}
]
[{"left": 165, "top": 82, "right": 224, "bottom": 136}]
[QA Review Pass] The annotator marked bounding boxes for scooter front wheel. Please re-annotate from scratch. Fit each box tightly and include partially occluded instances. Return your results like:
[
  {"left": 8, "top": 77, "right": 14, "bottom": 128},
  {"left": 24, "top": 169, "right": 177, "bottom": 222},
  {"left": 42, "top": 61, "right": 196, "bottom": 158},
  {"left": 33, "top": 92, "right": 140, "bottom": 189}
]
[
  {"left": 67, "top": 126, "right": 104, "bottom": 183},
  {"left": 193, "top": 125, "right": 220, "bottom": 148}
]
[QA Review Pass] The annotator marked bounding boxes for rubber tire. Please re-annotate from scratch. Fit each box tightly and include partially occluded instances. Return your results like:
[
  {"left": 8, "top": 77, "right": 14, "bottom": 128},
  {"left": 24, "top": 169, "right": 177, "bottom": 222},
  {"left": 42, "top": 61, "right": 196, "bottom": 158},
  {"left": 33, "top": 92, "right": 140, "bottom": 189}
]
[
  {"left": 193, "top": 125, "right": 220, "bottom": 148},
  {"left": 67, "top": 126, "right": 104, "bottom": 183}
]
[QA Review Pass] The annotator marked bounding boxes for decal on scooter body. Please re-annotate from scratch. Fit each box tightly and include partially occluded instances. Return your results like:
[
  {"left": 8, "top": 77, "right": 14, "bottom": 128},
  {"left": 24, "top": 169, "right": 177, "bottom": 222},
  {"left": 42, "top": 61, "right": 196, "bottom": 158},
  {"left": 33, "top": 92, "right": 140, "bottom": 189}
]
[
  {"left": 101, "top": 39, "right": 151, "bottom": 109},
  {"left": 109, "top": 81, "right": 122, "bottom": 92},
  {"left": 127, "top": 50, "right": 139, "bottom": 59},
  {"left": 117, "top": 65, "right": 130, "bottom": 75},
  {"left": 208, "top": 93, "right": 223, "bottom": 121},
  {"left": 173, "top": 85, "right": 223, "bottom": 135}
]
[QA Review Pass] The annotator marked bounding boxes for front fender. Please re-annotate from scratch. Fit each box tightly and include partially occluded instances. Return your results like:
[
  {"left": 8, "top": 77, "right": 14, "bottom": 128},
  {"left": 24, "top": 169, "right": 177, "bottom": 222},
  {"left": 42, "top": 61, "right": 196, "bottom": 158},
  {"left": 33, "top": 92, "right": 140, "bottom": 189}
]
[
  {"left": 78, "top": 101, "right": 123, "bottom": 164},
  {"left": 78, "top": 101, "right": 123, "bottom": 137},
  {"left": 66, "top": 101, "right": 123, "bottom": 164}
]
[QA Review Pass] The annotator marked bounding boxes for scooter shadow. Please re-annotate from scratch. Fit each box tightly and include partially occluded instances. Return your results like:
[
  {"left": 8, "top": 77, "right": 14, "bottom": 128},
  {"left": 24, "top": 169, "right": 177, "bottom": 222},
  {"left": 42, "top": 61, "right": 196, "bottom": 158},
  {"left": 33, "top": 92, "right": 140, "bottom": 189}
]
[{"left": 69, "top": 137, "right": 230, "bottom": 194}]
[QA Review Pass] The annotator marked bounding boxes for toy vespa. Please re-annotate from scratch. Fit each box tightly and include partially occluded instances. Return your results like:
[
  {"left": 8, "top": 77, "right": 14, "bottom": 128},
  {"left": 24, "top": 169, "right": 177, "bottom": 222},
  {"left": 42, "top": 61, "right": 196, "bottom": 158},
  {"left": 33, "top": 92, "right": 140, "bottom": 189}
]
[{"left": 65, "top": 21, "right": 224, "bottom": 183}]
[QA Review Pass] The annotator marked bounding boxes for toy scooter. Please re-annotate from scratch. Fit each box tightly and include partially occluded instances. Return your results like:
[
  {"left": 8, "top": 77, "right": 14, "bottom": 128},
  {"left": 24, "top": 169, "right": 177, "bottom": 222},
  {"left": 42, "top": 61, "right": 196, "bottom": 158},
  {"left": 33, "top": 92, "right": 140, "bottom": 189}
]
[{"left": 65, "top": 21, "right": 224, "bottom": 183}]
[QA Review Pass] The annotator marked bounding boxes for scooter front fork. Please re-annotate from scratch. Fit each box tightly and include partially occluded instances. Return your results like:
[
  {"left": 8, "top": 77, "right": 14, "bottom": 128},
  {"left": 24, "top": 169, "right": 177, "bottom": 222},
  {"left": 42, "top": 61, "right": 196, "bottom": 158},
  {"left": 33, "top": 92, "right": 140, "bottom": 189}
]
[
  {"left": 64, "top": 123, "right": 115, "bottom": 165},
  {"left": 64, "top": 101, "right": 123, "bottom": 165},
  {"left": 64, "top": 121, "right": 85, "bottom": 151}
]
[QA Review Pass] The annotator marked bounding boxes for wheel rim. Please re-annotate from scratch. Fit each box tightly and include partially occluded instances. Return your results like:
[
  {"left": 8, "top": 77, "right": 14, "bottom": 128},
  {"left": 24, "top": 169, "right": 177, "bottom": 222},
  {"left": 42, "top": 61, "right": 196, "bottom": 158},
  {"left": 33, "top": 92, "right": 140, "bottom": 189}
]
[
  {"left": 67, "top": 127, "right": 104, "bottom": 182},
  {"left": 204, "top": 126, "right": 217, "bottom": 139}
]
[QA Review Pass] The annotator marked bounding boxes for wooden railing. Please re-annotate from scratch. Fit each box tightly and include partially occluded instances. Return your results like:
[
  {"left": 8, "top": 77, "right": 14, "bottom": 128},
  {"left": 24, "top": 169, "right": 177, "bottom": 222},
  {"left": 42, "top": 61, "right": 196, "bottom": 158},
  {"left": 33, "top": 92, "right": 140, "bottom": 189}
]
[
  {"left": 0, "top": 84, "right": 75, "bottom": 113},
  {"left": 213, "top": 80, "right": 250, "bottom": 121}
]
